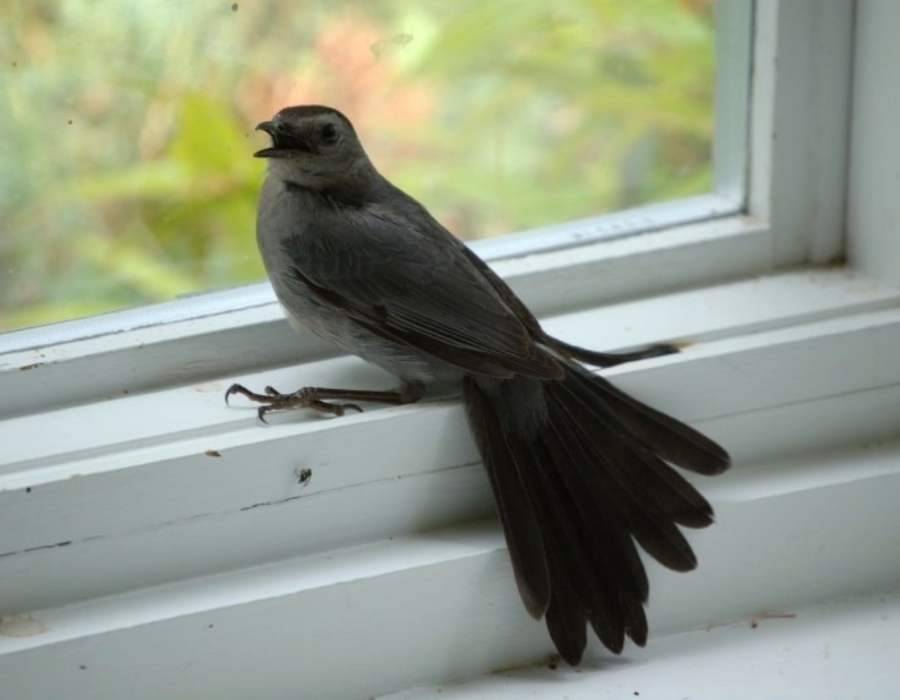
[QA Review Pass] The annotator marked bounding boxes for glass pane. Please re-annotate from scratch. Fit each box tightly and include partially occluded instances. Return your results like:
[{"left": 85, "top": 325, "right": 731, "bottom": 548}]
[{"left": 0, "top": 0, "right": 716, "bottom": 332}]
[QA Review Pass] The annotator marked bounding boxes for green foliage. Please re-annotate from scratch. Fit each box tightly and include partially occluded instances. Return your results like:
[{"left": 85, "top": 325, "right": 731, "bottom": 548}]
[{"left": 0, "top": 0, "right": 715, "bottom": 332}]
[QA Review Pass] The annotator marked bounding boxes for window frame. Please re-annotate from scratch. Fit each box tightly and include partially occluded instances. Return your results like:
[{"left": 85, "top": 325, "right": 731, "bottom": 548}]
[
  {"left": 7, "top": 2, "right": 900, "bottom": 696},
  {"left": 0, "top": 2, "right": 858, "bottom": 418},
  {"left": 1, "top": 0, "right": 761, "bottom": 416}
]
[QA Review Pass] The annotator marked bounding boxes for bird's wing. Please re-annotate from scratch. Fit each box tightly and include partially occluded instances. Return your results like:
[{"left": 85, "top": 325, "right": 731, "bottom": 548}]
[{"left": 280, "top": 204, "right": 561, "bottom": 380}]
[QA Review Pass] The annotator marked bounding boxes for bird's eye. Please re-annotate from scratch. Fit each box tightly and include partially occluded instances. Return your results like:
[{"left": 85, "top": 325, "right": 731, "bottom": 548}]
[{"left": 320, "top": 123, "right": 339, "bottom": 145}]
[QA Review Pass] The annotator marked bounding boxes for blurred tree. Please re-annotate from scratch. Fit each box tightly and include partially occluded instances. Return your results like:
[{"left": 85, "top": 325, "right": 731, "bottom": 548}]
[{"left": 0, "top": 0, "right": 715, "bottom": 331}]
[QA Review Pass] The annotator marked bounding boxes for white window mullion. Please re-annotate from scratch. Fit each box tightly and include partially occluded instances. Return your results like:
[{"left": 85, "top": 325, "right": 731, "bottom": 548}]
[
  {"left": 749, "top": 0, "right": 855, "bottom": 266},
  {"left": 712, "top": 0, "right": 753, "bottom": 208},
  {"left": 847, "top": 0, "right": 900, "bottom": 286}
]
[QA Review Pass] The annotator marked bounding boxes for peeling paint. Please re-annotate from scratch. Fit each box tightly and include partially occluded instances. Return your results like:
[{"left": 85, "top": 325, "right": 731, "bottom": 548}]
[{"left": 0, "top": 614, "right": 47, "bottom": 637}]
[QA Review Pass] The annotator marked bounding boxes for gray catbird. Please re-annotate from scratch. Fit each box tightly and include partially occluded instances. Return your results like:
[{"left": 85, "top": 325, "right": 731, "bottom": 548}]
[{"left": 226, "top": 105, "right": 730, "bottom": 665}]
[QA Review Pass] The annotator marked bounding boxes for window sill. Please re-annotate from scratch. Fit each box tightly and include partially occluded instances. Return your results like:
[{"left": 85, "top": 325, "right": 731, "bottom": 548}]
[
  {"left": 2, "top": 266, "right": 900, "bottom": 605},
  {"left": 382, "top": 589, "right": 900, "bottom": 699},
  {"left": 3, "top": 436, "right": 900, "bottom": 699},
  {"left": 2, "top": 264, "right": 899, "bottom": 697},
  {"left": 2, "top": 265, "right": 898, "bottom": 471}
]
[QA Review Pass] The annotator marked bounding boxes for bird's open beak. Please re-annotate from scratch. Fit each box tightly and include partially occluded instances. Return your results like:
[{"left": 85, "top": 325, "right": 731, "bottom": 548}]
[{"left": 254, "top": 120, "right": 289, "bottom": 158}]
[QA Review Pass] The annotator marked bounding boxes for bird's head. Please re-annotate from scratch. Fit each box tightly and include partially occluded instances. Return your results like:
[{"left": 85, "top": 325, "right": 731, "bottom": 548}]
[{"left": 254, "top": 105, "right": 373, "bottom": 194}]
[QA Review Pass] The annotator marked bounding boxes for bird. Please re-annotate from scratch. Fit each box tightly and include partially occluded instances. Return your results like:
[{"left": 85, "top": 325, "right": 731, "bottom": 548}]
[{"left": 225, "top": 104, "right": 730, "bottom": 665}]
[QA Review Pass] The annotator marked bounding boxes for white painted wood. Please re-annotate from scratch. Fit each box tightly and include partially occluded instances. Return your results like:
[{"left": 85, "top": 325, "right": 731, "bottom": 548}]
[
  {"left": 749, "top": 0, "right": 854, "bottom": 265},
  {"left": 2, "top": 267, "right": 897, "bottom": 471},
  {"left": 713, "top": 0, "right": 752, "bottom": 206},
  {"left": 2, "top": 379, "right": 898, "bottom": 618},
  {"left": 847, "top": 0, "right": 900, "bottom": 285},
  {"left": 3, "top": 297, "right": 900, "bottom": 613},
  {"left": 3, "top": 438, "right": 900, "bottom": 699},
  {"left": 382, "top": 591, "right": 900, "bottom": 699}
]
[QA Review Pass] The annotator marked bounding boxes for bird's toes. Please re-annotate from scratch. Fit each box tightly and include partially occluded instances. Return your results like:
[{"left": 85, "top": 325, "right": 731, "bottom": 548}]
[{"left": 224, "top": 383, "right": 246, "bottom": 405}]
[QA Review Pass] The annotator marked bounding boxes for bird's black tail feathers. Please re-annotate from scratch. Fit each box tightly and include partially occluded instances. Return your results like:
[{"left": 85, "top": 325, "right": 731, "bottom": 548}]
[{"left": 462, "top": 361, "right": 729, "bottom": 665}]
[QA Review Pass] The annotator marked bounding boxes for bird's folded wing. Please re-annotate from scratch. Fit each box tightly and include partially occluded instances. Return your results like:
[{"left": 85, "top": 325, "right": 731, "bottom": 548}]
[{"left": 279, "top": 209, "right": 561, "bottom": 380}]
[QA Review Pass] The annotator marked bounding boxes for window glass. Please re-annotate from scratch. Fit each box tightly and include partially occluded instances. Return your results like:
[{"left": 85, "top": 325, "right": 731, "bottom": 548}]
[{"left": 0, "top": 0, "right": 715, "bottom": 331}]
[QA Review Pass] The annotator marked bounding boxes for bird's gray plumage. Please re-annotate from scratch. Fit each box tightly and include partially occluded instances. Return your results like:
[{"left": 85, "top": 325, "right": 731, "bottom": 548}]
[
  {"left": 255, "top": 108, "right": 559, "bottom": 384},
  {"left": 242, "top": 104, "right": 730, "bottom": 665}
]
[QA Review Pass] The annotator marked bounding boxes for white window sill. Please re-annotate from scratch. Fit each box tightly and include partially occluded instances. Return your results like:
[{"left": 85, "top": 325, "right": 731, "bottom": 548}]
[
  {"left": 2, "top": 264, "right": 899, "bottom": 698},
  {"left": 3, "top": 435, "right": 900, "bottom": 699},
  {"left": 382, "top": 589, "right": 900, "bottom": 699},
  {"left": 3, "top": 265, "right": 898, "bottom": 471}
]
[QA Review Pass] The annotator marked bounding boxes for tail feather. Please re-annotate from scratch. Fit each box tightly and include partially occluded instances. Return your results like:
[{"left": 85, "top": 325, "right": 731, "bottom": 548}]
[
  {"left": 463, "top": 380, "right": 550, "bottom": 619},
  {"left": 536, "top": 419, "right": 651, "bottom": 652},
  {"left": 522, "top": 435, "right": 628, "bottom": 655},
  {"left": 557, "top": 372, "right": 716, "bottom": 528},
  {"left": 539, "top": 406, "right": 650, "bottom": 603},
  {"left": 565, "top": 362, "right": 729, "bottom": 475},
  {"left": 548, "top": 381, "right": 699, "bottom": 572},
  {"left": 461, "top": 361, "right": 729, "bottom": 664},
  {"left": 635, "top": 447, "right": 714, "bottom": 529},
  {"left": 621, "top": 590, "right": 648, "bottom": 647},
  {"left": 543, "top": 541, "right": 588, "bottom": 665}
]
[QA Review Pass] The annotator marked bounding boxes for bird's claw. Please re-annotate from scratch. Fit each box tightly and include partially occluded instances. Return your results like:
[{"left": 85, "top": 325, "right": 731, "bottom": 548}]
[
  {"left": 224, "top": 383, "right": 253, "bottom": 406},
  {"left": 225, "top": 383, "right": 365, "bottom": 422}
]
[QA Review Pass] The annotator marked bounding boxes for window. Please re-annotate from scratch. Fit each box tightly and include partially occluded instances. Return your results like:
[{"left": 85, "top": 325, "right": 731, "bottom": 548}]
[
  {"left": 2, "top": 0, "right": 727, "bottom": 334},
  {"left": 4, "top": 2, "right": 900, "bottom": 697}
]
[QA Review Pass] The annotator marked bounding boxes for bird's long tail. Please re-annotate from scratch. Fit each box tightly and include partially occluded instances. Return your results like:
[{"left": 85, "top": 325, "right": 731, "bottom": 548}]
[{"left": 462, "top": 361, "right": 729, "bottom": 665}]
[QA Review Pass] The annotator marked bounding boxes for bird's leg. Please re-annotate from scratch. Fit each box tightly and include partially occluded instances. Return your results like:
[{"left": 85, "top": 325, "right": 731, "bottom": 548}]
[{"left": 225, "top": 381, "right": 425, "bottom": 422}]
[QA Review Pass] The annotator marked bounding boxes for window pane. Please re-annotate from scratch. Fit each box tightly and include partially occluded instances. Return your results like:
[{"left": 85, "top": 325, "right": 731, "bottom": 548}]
[{"left": 0, "top": 0, "right": 716, "bottom": 332}]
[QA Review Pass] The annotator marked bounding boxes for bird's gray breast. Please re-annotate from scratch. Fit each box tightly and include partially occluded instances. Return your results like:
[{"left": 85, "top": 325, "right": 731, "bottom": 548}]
[{"left": 255, "top": 178, "right": 453, "bottom": 383}]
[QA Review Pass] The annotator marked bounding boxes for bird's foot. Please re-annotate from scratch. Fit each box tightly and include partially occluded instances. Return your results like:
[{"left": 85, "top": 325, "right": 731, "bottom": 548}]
[{"left": 224, "top": 383, "right": 363, "bottom": 423}]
